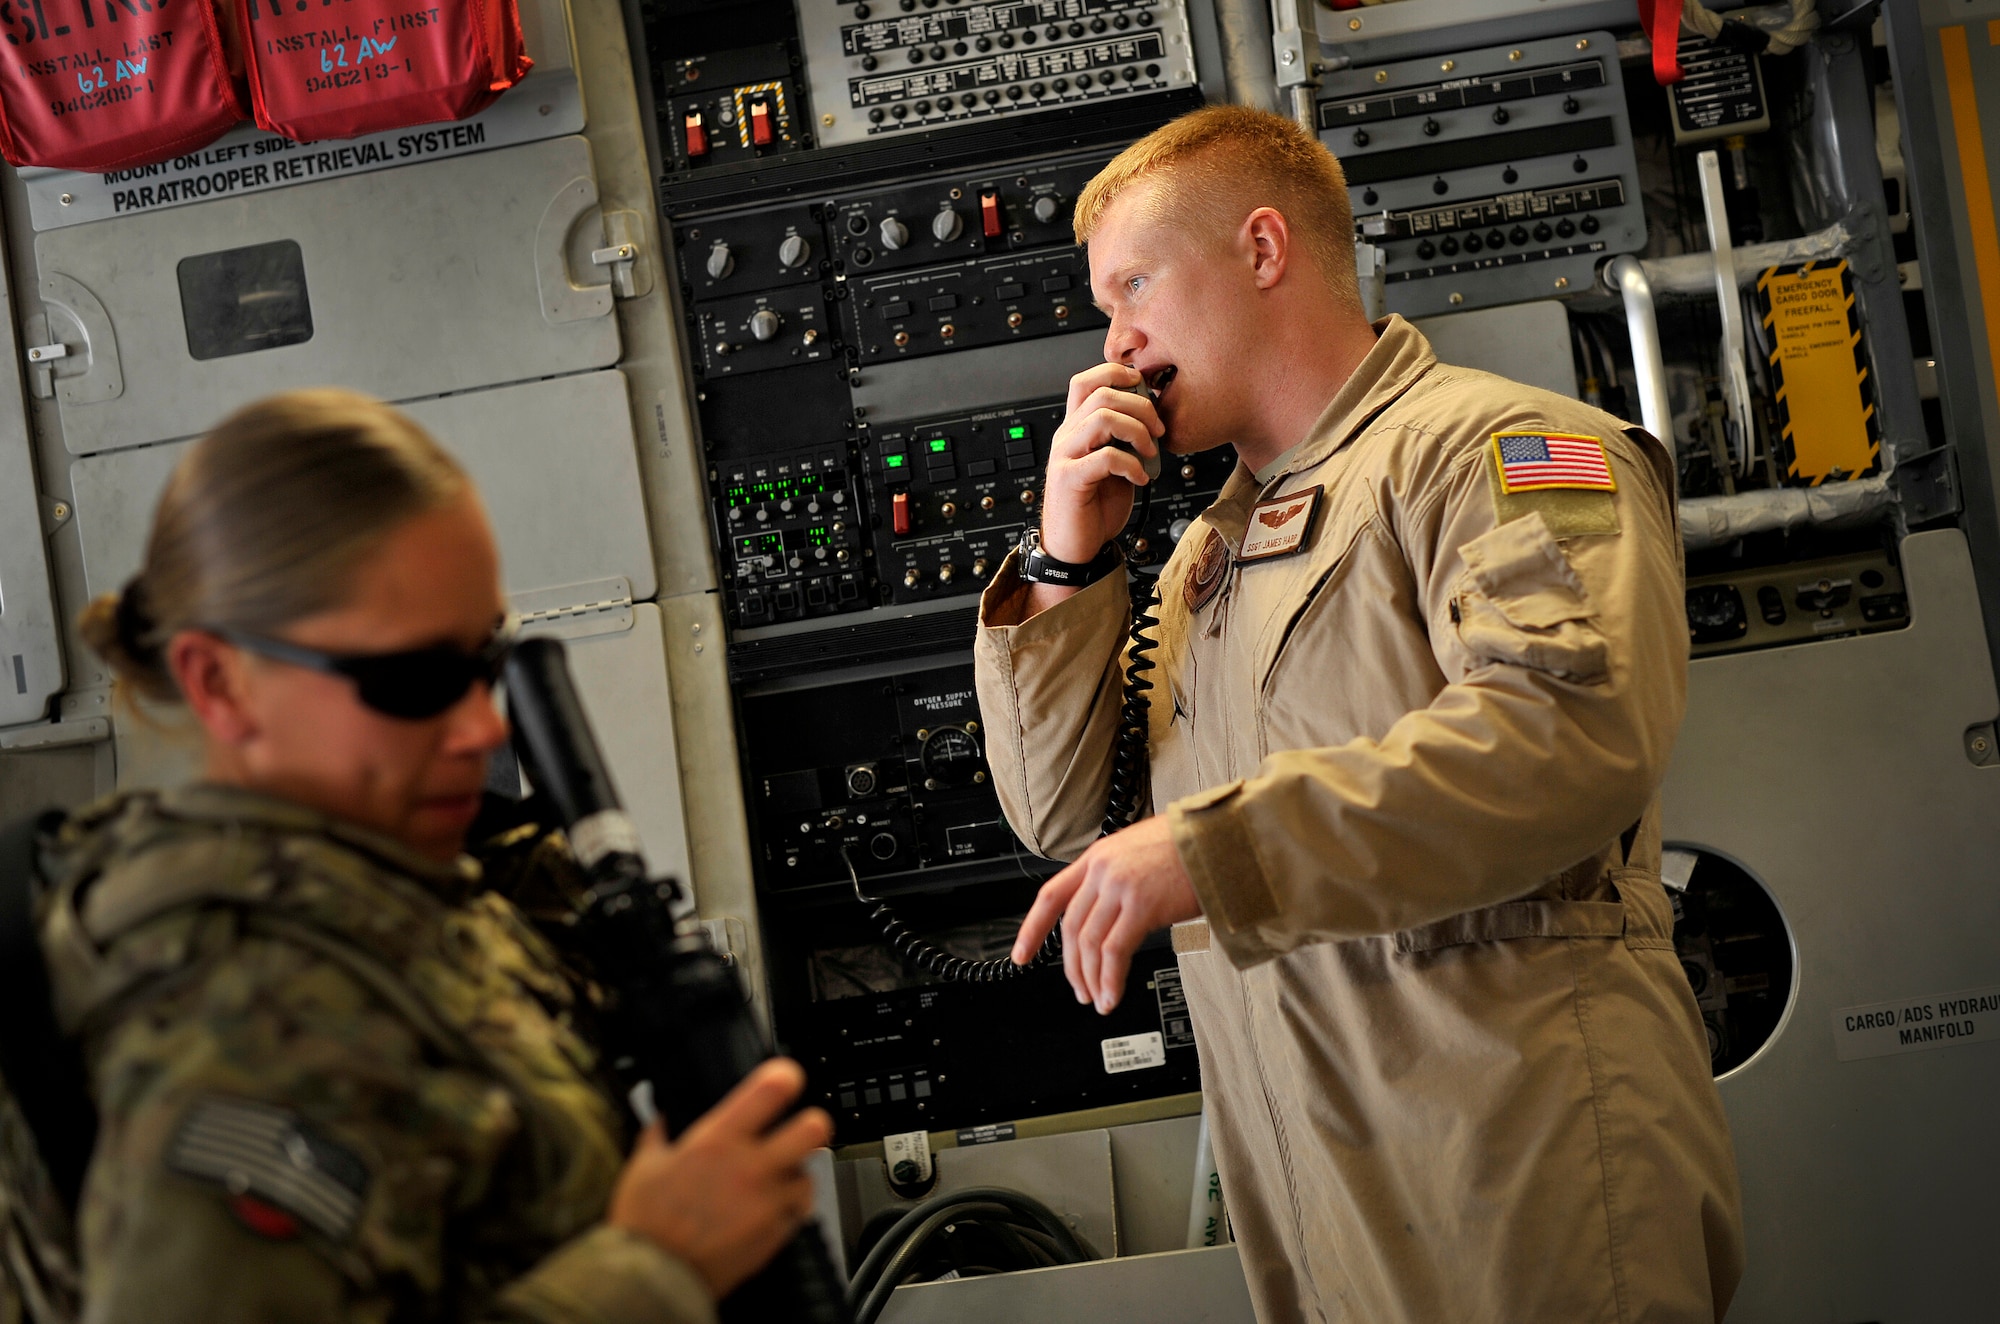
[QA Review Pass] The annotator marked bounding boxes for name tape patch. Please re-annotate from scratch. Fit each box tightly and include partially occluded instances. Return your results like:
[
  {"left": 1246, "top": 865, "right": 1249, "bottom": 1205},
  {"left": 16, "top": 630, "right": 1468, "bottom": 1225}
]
[
  {"left": 1239, "top": 486, "right": 1323, "bottom": 563},
  {"left": 1831, "top": 984, "right": 2000, "bottom": 1061},
  {"left": 1491, "top": 432, "right": 1617, "bottom": 494}
]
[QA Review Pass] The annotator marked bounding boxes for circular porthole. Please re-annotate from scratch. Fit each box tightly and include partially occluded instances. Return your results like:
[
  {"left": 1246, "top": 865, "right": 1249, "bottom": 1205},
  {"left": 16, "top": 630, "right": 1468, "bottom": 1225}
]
[{"left": 1662, "top": 847, "right": 1796, "bottom": 1077}]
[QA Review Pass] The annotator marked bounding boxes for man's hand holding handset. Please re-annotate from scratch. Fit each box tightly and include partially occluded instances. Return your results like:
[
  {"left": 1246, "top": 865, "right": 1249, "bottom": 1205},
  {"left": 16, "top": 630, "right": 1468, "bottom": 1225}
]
[
  {"left": 1020, "top": 363, "right": 1167, "bottom": 614},
  {"left": 1010, "top": 359, "right": 1201, "bottom": 1011}
]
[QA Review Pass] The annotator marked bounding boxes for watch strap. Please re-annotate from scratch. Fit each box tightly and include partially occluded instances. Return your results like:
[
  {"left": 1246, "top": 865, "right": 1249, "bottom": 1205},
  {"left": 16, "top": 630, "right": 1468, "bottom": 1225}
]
[{"left": 1019, "top": 530, "right": 1124, "bottom": 587}]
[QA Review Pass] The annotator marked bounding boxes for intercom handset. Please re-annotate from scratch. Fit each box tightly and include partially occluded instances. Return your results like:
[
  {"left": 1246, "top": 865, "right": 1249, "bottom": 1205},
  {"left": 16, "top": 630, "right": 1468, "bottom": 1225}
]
[{"left": 1117, "top": 364, "right": 1174, "bottom": 481}]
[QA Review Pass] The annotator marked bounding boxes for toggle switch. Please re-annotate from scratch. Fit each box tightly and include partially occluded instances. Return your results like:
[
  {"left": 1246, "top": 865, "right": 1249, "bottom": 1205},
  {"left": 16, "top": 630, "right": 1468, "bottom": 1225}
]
[
  {"left": 749, "top": 96, "right": 774, "bottom": 146},
  {"left": 980, "top": 190, "right": 1003, "bottom": 238},
  {"left": 684, "top": 110, "right": 709, "bottom": 159},
  {"left": 892, "top": 491, "right": 912, "bottom": 535}
]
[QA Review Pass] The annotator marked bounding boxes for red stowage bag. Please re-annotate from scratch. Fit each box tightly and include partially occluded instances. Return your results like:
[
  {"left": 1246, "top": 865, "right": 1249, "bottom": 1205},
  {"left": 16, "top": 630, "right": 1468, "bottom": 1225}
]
[
  {"left": 0, "top": 0, "right": 246, "bottom": 172},
  {"left": 238, "top": 0, "right": 529, "bottom": 143}
]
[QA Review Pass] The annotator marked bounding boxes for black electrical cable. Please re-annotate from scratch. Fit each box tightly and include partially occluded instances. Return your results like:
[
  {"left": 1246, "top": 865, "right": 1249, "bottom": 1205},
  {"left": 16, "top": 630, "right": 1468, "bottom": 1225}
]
[
  {"left": 1100, "top": 574, "right": 1160, "bottom": 839},
  {"left": 841, "top": 842, "right": 1057, "bottom": 981},
  {"left": 846, "top": 1186, "right": 1097, "bottom": 1324},
  {"left": 857, "top": 1201, "right": 1016, "bottom": 1322}
]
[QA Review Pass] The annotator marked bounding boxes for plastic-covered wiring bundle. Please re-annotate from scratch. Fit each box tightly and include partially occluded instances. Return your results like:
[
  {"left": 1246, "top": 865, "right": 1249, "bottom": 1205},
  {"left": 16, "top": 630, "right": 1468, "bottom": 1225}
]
[{"left": 846, "top": 1185, "right": 1098, "bottom": 1324}]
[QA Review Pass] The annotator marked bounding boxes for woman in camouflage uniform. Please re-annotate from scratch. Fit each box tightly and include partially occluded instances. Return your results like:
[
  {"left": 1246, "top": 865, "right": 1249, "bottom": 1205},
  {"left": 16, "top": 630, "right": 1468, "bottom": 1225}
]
[{"left": 7, "top": 390, "right": 829, "bottom": 1323}]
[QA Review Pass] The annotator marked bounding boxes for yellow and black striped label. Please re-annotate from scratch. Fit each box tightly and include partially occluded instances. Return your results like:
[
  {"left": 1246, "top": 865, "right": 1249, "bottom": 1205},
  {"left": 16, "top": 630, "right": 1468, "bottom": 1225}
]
[{"left": 1755, "top": 259, "right": 1881, "bottom": 486}]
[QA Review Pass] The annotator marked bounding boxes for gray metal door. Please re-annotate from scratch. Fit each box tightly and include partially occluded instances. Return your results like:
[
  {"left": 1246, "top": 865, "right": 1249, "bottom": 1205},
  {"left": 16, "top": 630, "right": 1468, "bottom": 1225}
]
[{"left": 34, "top": 134, "right": 622, "bottom": 456}]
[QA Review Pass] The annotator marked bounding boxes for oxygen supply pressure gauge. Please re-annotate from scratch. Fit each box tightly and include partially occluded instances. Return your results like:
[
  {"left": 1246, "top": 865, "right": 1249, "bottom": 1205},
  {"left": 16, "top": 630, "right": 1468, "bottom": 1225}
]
[{"left": 918, "top": 725, "right": 982, "bottom": 790}]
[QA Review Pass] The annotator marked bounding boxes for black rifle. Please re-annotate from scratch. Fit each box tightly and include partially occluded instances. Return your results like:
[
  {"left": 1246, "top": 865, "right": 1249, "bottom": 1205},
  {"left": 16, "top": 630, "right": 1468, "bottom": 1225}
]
[{"left": 504, "top": 636, "right": 851, "bottom": 1324}]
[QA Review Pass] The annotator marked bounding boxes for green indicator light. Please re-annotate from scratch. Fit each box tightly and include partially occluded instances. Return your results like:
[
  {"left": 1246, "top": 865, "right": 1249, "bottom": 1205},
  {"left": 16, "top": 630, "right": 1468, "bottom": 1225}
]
[
  {"left": 885, "top": 454, "right": 906, "bottom": 468},
  {"left": 928, "top": 438, "right": 950, "bottom": 453},
  {"left": 1008, "top": 425, "right": 1027, "bottom": 440}
]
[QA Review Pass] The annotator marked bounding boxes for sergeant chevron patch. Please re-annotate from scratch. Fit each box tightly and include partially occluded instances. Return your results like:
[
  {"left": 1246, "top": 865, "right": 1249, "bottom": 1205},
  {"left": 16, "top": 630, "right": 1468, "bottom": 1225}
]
[{"left": 167, "top": 1097, "right": 370, "bottom": 1242}]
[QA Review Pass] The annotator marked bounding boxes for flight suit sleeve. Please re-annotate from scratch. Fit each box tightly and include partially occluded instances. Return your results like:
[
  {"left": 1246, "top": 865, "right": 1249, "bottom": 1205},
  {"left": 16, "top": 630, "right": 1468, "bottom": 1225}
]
[
  {"left": 75, "top": 928, "right": 716, "bottom": 1324},
  {"left": 1169, "top": 427, "right": 1687, "bottom": 965},
  {"left": 973, "top": 551, "right": 1134, "bottom": 862}
]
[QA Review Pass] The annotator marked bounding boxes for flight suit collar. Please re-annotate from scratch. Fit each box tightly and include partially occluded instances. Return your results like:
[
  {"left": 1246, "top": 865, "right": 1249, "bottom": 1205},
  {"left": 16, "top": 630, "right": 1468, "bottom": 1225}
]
[
  {"left": 1274, "top": 313, "right": 1438, "bottom": 484},
  {"left": 156, "top": 782, "right": 482, "bottom": 901},
  {"left": 1201, "top": 314, "right": 1439, "bottom": 556}
]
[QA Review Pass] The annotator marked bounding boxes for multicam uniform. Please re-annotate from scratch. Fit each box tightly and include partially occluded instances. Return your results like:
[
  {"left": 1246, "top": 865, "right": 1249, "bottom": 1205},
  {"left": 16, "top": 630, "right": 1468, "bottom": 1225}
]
[
  {"left": 1, "top": 784, "right": 712, "bottom": 1324},
  {"left": 975, "top": 316, "right": 1745, "bottom": 1323}
]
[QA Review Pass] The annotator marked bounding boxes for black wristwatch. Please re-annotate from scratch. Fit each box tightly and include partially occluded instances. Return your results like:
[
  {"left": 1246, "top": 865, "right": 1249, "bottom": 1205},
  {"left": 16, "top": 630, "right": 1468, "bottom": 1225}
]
[{"left": 1018, "top": 528, "right": 1124, "bottom": 588}]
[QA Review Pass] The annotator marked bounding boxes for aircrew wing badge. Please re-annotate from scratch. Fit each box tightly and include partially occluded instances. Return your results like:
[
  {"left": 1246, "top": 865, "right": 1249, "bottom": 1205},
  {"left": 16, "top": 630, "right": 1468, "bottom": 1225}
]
[
  {"left": 1184, "top": 528, "right": 1229, "bottom": 611},
  {"left": 1238, "top": 486, "right": 1323, "bottom": 563}
]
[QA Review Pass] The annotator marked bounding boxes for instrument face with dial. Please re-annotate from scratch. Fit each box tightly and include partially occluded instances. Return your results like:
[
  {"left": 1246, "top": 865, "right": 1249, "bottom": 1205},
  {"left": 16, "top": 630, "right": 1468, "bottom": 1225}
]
[{"left": 919, "top": 725, "right": 982, "bottom": 789}]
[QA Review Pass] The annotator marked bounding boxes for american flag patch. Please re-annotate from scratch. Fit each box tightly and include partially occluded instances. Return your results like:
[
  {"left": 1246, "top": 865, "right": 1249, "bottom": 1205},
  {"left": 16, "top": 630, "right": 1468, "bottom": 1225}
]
[
  {"left": 166, "top": 1097, "right": 370, "bottom": 1241},
  {"left": 1491, "top": 432, "right": 1617, "bottom": 493}
]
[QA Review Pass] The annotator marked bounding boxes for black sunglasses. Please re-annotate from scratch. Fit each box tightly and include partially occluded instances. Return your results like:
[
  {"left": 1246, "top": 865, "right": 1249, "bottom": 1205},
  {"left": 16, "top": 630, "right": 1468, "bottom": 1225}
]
[{"left": 214, "top": 620, "right": 516, "bottom": 720}]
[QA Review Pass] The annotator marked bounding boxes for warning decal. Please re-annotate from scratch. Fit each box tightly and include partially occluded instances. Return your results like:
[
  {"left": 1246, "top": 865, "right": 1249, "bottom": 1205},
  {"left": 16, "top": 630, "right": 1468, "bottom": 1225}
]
[
  {"left": 1153, "top": 967, "right": 1195, "bottom": 1050},
  {"left": 1101, "top": 1031, "right": 1167, "bottom": 1075},
  {"left": 1756, "top": 260, "right": 1881, "bottom": 486},
  {"left": 1831, "top": 984, "right": 2000, "bottom": 1062}
]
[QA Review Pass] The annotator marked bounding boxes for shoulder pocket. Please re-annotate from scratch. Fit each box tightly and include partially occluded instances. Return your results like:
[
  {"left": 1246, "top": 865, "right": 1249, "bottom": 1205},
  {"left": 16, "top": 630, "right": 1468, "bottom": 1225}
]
[{"left": 1452, "top": 512, "right": 1609, "bottom": 683}]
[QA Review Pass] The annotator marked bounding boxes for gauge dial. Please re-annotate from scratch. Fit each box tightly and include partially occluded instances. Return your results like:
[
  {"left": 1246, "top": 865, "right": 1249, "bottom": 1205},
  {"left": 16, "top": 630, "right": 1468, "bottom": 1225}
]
[{"left": 919, "top": 726, "right": 981, "bottom": 789}]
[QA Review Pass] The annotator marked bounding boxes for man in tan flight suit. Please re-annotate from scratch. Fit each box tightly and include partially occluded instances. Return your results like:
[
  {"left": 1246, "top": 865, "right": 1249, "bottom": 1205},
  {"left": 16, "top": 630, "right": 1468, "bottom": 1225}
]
[{"left": 974, "top": 106, "right": 1744, "bottom": 1322}]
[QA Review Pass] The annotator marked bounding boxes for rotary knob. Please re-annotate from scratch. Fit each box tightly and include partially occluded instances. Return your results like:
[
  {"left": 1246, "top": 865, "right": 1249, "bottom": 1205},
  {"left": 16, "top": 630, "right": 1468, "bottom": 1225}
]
[
  {"left": 1031, "top": 195, "right": 1062, "bottom": 224},
  {"left": 932, "top": 208, "right": 964, "bottom": 242},
  {"left": 878, "top": 216, "right": 911, "bottom": 251},
  {"left": 750, "top": 309, "right": 781, "bottom": 341},
  {"left": 778, "top": 234, "right": 812, "bottom": 268},
  {"left": 705, "top": 241, "right": 734, "bottom": 279}
]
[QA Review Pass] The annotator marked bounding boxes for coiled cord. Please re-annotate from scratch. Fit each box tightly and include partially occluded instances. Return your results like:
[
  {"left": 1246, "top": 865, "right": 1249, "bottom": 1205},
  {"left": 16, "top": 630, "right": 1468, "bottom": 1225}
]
[
  {"left": 1100, "top": 579, "right": 1160, "bottom": 839},
  {"left": 849, "top": 473, "right": 1161, "bottom": 983},
  {"left": 842, "top": 843, "right": 1059, "bottom": 982}
]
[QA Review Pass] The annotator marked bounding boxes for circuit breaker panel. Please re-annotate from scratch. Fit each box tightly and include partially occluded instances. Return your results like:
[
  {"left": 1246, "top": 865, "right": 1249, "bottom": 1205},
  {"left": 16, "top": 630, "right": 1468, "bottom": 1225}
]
[{"left": 645, "top": 3, "right": 1222, "bottom": 1144}]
